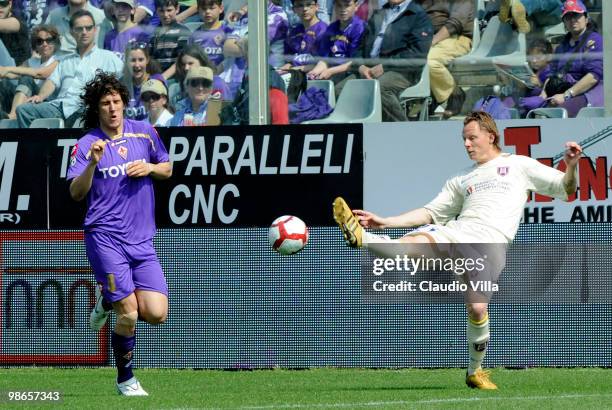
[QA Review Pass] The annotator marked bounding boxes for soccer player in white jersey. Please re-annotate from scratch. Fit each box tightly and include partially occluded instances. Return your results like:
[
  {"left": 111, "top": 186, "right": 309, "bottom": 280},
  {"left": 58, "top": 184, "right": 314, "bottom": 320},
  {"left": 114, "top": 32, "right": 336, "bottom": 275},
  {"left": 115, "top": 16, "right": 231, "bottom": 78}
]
[{"left": 333, "top": 111, "right": 581, "bottom": 389}]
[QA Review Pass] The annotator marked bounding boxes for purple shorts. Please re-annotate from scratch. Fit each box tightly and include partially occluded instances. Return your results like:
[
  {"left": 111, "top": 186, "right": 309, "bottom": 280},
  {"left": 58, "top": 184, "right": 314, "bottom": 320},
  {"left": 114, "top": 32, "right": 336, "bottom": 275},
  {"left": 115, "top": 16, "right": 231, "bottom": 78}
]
[{"left": 85, "top": 231, "right": 168, "bottom": 303}]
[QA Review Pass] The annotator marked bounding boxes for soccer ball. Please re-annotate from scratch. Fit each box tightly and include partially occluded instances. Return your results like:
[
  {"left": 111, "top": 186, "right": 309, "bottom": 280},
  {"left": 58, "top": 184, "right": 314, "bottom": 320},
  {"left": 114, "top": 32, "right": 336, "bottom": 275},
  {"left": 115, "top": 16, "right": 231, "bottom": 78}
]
[{"left": 269, "top": 215, "right": 309, "bottom": 255}]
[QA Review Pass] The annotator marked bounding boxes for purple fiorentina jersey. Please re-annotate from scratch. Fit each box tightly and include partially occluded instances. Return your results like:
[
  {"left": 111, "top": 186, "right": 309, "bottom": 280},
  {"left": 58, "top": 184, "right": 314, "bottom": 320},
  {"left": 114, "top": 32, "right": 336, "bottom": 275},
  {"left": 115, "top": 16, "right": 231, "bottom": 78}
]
[
  {"left": 317, "top": 16, "right": 365, "bottom": 61},
  {"left": 125, "top": 83, "right": 147, "bottom": 121},
  {"left": 104, "top": 26, "right": 152, "bottom": 61},
  {"left": 67, "top": 119, "right": 169, "bottom": 244},
  {"left": 284, "top": 20, "right": 328, "bottom": 57},
  {"left": 189, "top": 22, "right": 232, "bottom": 67}
]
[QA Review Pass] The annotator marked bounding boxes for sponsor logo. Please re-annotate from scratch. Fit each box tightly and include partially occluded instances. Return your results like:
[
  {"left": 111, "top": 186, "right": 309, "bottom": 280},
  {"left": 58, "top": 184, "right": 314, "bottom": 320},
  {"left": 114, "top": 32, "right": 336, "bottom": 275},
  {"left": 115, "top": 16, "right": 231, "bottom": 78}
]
[{"left": 497, "top": 166, "right": 509, "bottom": 176}]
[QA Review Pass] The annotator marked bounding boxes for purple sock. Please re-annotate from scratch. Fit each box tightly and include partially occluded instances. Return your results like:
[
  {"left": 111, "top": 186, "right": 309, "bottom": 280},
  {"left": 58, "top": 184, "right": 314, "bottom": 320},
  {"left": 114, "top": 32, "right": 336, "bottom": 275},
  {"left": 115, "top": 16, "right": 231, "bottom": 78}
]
[{"left": 112, "top": 332, "right": 135, "bottom": 384}]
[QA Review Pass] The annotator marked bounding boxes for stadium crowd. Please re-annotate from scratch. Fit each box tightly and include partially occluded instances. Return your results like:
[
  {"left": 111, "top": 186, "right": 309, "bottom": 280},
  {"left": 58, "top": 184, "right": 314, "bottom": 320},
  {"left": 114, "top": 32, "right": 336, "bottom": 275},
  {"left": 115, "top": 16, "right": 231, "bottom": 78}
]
[{"left": 0, "top": 0, "right": 604, "bottom": 127}]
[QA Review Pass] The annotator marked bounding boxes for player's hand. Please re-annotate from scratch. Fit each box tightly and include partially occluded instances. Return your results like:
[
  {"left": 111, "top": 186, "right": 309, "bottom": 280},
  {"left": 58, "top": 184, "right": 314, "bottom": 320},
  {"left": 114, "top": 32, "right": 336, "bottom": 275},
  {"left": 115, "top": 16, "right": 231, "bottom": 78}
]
[
  {"left": 126, "top": 161, "right": 153, "bottom": 178},
  {"left": 88, "top": 140, "right": 107, "bottom": 164},
  {"left": 563, "top": 141, "right": 582, "bottom": 167},
  {"left": 353, "top": 209, "right": 387, "bottom": 229}
]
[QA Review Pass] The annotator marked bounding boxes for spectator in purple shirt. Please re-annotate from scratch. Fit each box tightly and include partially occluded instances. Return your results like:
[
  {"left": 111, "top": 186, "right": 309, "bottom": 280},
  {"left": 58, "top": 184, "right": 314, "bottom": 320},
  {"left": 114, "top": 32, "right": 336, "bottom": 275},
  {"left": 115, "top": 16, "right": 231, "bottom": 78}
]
[
  {"left": 307, "top": 0, "right": 365, "bottom": 81},
  {"left": 104, "top": 0, "right": 151, "bottom": 60},
  {"left": 538, "top": 0, "right": 602, "bottom": 117},
  {"left": 68, "top": 71, "right": 171, "bottom": 396},
  {"left": 280, "top": 0, "right": 328, "bottom": 70},
  {"left": 189, "top": 0, "right": 232, "bottom": 71}
]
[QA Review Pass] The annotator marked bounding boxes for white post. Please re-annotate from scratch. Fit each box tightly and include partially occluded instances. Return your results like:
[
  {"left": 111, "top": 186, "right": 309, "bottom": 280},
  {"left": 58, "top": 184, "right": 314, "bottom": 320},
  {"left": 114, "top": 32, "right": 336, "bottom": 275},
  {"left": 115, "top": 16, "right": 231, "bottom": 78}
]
[{"left": 247, "top": 0, "right": 269, "bottom": 124}]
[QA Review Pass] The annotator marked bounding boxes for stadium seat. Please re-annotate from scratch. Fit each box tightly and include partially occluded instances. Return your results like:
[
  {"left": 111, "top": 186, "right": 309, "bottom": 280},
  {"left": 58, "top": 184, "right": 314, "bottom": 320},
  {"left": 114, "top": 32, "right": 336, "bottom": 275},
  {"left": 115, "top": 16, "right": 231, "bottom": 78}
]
[
  {"left": 451, "top": 16, "right": 527, "bottom": 76},
  {"left": 399, "top": 64, "right": 431, "bottom": 121},
  {"left": 168, "top": 82, "right": 182, "bottom": 106},
  {"left": 0, "top": 119, "right": 18, "bottom": 129},
  {"left": 576, "top": 107, "right": 605, "bottom": 118},
  {"left": 29, "top": 118, "right": 65, "bottom": 128},
  {"left": 526, "top": 107, "right": 568, "bottom": 119},
  {"left": 508, "top": 107, "right": 519, "bottom": 119},
  {"left": 72, "top": 117, "right": 84, "bottom": 128},
  {"left": 185, "top": 22, "right": 201, "bottom": 32},
  {"left": 304, "top": 79, "right": 381, "bottom": 124},
  {"left": 307, "top": 79, "right": 336, "bottom": 108}
]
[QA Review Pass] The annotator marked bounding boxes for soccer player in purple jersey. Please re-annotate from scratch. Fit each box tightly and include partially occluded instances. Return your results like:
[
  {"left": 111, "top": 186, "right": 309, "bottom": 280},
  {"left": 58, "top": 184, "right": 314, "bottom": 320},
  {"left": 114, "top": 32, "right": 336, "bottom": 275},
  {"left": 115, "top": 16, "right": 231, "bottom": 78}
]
[
  {"left": 280, "top": 0, "right": 328, "bottom": 70},
  {"left": 307, "top": 0, "right": 365, "bottom": 81},
  {"left": 67, "top": 71, "right": 172, "bottom": 396},
  {"left": 189, "top": 0, "right": 232, "bottom": 70}
]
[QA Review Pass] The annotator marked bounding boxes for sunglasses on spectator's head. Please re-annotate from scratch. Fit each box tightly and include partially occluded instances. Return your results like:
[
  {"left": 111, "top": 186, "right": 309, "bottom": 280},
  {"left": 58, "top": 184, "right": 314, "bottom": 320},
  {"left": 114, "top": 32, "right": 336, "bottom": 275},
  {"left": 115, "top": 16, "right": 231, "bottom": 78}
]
[
  {"left": 72, "top": 24, "right": 95, "bottom": 33},
  {"left": 188, "top": 79, "right": 212, "bottom": 88},
  {"left": 141, "top": 92, "right": 162, "bottom": 102},
  {"left": 35, "top": 37, "right": 56, "bottom": 46},
  {"left": 128, "top": 42, "right": 149, "bottom": 51},
  {"left": 0, "top": 0, "right": 10, "bottom": 7}
]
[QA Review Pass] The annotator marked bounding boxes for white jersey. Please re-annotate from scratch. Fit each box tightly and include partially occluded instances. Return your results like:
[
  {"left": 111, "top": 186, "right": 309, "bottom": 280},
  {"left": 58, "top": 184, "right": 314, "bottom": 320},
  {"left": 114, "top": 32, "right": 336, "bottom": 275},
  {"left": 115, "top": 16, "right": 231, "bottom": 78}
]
[{"left": 423, "top": 153, "right": 568, "bottom": 243}]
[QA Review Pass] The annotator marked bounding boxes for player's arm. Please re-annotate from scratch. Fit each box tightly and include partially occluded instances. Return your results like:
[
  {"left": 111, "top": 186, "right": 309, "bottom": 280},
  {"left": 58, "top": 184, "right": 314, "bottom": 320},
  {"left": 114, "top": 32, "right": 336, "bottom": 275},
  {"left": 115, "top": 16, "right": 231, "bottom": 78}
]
[
  {"left": 353, "top": 207, "right": 432, "bottom": 229},
  {"left": 69, "top": 140, "right": 107, "bottom": 201},
  {"left": 561, "top": 141, "right": 581, "bottom": 196}
]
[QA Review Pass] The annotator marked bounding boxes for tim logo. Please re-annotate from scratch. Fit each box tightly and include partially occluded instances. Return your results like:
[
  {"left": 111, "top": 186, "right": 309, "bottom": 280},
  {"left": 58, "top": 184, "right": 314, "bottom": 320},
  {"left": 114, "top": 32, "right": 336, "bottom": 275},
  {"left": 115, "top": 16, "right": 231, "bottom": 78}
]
[
  {"left": 0, "top": 232, "right": 108, "bottom": 365},
  {"left": 0, "top": 142, "right": 31, "bottom": 225},
  {"left": 497, "top": 166, "right": 509, "bottom": 176}
]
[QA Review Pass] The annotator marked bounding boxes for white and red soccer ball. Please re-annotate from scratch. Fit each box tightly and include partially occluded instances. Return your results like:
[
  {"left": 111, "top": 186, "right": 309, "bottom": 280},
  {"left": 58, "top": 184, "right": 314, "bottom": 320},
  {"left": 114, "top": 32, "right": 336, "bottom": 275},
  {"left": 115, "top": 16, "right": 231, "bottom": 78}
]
[{"left": 268, "top": 215, "right": 309, "bottom": 255}]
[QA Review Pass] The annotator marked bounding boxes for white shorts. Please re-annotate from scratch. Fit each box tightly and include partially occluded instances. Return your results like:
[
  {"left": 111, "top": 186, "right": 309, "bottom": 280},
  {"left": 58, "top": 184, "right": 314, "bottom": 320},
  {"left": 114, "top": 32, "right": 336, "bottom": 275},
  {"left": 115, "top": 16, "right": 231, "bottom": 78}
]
[{"left": 402, "top": 221, "right": 509, "bottom": 244}]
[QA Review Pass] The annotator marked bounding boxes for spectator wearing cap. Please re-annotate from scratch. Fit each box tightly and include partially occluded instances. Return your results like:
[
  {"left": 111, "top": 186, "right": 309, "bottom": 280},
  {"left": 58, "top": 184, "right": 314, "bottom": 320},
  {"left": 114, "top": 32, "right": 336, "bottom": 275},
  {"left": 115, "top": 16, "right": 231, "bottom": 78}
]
[
  {"left": 538, "top": 0, "right": 602, "bottom": 117},
  {"left": 0, "top": 24, "right": 60, "bottom": 119},
  {"left": 45, "top": 0, "right": 106, "bottom": 54},
  {"left": 169, "top": 66, "right": 213, "bottom": 126},
  {"left": 140, "top": 78, "right": 173, "bottom": 126},
  {"left": 16, "top": 10, "right": 123, "bottom": 127},
  {"left": 104, "top": 0, "right": 152, "bottom": 60},
  {"left": 122, "top": 42, "right": 162, "bottom": 120}
]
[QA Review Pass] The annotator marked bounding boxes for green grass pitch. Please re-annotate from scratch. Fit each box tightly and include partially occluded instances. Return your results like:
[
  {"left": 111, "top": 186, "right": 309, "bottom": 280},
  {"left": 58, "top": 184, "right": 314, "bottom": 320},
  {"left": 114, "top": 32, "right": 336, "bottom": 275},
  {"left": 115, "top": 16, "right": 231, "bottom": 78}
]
[{"left": 2, "top": 368, "right": 612, "bottom": 409}]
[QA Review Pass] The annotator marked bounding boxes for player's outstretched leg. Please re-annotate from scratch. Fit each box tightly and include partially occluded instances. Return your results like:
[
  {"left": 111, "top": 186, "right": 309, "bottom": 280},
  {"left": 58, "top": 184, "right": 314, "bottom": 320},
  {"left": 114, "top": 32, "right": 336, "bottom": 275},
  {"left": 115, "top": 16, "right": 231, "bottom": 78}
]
[
  {"left": 332, "top": 197, "right": 363, "bottom": 248},
  {"left": 90, "top": 283, "right": 112, "bottom": 331},
  {"left": 465, "top": 304, "right": 497, "bottom": 390}
]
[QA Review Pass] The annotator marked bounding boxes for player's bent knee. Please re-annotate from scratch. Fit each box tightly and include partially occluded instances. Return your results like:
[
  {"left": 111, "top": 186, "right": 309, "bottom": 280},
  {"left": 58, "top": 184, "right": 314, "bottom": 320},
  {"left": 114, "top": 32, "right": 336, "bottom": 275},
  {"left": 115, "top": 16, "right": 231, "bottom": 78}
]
[
  {"left": 116, "top": 310, "right": 138, "bottom": 329},
  {"left": 466, "top": 303, "right": 488, "bottom": 321},
  {"left": 141, "top": 309, "right": 167, "bottom": 325}
]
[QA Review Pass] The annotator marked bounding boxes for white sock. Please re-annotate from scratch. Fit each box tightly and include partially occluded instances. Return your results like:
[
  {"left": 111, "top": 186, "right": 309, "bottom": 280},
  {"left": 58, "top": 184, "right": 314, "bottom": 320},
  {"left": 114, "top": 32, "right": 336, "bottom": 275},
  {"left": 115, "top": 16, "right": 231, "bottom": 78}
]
[{"left": 467, "top": 314, "right": 490, "bottom": 375}]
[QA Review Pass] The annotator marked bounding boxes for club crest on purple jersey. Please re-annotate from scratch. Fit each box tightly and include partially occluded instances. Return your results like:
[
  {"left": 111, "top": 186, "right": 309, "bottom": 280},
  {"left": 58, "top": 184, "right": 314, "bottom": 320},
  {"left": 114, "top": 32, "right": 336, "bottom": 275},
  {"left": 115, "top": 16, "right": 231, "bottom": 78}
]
[{"left": 118, "top": 146, "right": 128, "bottom": 160}]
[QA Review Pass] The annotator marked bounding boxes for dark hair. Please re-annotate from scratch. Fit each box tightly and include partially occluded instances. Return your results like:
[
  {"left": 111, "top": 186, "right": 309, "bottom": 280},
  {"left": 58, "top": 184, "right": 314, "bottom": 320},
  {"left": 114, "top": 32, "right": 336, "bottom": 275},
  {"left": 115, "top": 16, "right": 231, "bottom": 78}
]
[
  {"left": 197, "top": 0, "right": 222, "bottom": 9},
  {"left": 30, "top": 24, "right": 60, "bottom": 50},
  {"left": 290, "top": 0, "right": 318, "bottom": 4},
  {"left": 155, "top": 0, "right": 179, "bottom": 8},
  {"left": 81, "top": 71, "right": 129, "bottom": 129},
  {"left": 69, "top": 9, "right": 95, "bottom": 28},
  {"left": 175, "top": 44, "right": 216, "bottom": 89},
  {"left": 463, "top": 111, "right": 501, "bottom": 150},
  {"left": 527, "top": 38, "right": 552, "bottom": 55}
]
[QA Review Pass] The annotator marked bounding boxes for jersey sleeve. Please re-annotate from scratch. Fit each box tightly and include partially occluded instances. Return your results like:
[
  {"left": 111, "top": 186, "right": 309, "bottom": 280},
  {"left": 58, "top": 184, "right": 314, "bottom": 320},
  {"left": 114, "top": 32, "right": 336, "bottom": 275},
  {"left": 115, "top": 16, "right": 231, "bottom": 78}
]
[
  {"left": 423, "top": 176, "right": 464, "bottom": 225},
  {"left": 148, "top": 124, "right": 169, "bottom": 164},
  {"left": 66, "top": 139, "right": 91, "bottom": 181},
  {"left": 520, "top": 156, "right": 568, "bottom": 200}
]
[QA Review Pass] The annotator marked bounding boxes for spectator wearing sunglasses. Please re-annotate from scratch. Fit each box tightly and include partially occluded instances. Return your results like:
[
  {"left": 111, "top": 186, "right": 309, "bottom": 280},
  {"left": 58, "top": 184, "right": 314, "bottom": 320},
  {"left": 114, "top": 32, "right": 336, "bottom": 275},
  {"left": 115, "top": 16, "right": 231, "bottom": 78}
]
[
  {"left": 122, "top": 42, "right": 163, "bottom": 120},
  {"left": 171, "top": 44, "right": 230, "bottom": 107},
  {"left": 0, "top": 0, "right": 31, "bottom": 68},
  {"left": 140, "top": 78, "right": 173, "bottom": 126},
  {"left": 104, "top": 0, "right": 152, "bottom": 60},
  {"left": 169, "top": 66, "right": 212, "bottom": 126},
  {"left": 16, "top": 10, "right": 123, "bottom": 127},
  {"left": 0, "top": 24, "right": 60, "bottom": 119},
  {"left": 45, "top": 0, "right": 106, "bottom": 54}
]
